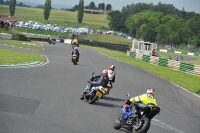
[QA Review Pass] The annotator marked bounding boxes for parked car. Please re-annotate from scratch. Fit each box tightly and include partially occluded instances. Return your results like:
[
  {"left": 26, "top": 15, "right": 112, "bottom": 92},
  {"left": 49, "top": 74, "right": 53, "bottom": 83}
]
[
  {"left": 64, "top": 29, "right": 72, "bottom": 33},
  {"left": 79, "top": 31, "right": 88, "bottom": 35}
]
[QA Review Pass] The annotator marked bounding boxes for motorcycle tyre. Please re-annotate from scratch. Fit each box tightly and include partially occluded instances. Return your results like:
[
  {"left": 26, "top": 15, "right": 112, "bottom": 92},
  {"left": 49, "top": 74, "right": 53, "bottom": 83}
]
[
  {"left": 134, "top": 117, "right": 151, "bottom": 133},
  {"left": 87, "top": 92, "right": 98, "bottom": 104},
  {"left": 113, "top": 115, "right": 124, "bottom": 130},
  {"left": 73, "top": 61, "right": 77, "bottom": 65}
]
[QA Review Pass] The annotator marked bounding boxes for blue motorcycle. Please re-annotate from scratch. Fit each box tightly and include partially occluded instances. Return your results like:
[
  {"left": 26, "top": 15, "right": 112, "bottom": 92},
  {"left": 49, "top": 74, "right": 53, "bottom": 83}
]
[{"left": 113, "top": 93, "right": 160, "bottom": 133}]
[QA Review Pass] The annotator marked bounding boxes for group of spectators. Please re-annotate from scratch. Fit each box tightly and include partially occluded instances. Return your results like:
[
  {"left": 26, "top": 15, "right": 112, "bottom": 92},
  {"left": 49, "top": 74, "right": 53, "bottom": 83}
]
[
  {"left": 0, "top": 19, "right": 15, "bottom": 29},
  {"left": 0, "top": 19, "right": 10, "bottom": 28},
  {"left": 169, "top": 55, "right": 183, "bottom": 61}
]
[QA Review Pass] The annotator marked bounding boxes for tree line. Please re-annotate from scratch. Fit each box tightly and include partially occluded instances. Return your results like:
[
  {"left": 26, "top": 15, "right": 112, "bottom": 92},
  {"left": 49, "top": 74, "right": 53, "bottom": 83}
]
[
  {"left": 0, "top": 0, "right": 30, "bottom": 7},
  {"left": 73, "top": 1, "right": 112, "bottom": 10},
  {"left": 107, "top": 2, "right": 200, "bottom": 47}
]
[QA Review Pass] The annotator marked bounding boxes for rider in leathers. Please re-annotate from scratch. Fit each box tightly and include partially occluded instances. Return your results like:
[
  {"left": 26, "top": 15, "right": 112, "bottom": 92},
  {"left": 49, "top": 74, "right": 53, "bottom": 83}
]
[
  {"left": 71, "top": 46, "right": 80, "bottom": 62},
  {"left": 80, "top": 66, "right": 115, "bottom": 100}
]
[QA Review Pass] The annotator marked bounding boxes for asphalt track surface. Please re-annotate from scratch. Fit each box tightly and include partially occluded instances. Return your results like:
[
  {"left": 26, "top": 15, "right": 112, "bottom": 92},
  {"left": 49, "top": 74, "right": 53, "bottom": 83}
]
[{"left": 0, "top": 43, "right": 200, "bottom": 133}]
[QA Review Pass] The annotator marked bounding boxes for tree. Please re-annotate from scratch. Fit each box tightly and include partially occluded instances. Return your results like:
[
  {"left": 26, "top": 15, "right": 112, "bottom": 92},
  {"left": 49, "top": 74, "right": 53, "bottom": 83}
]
[
  {"left": 77, "top": 0, "right": 84, "bottom": 23},
  {"left": 9, "top": 0, "right": 16, "bottom": 16},
  {"left": 98, "top": 3, "right": 105, "bottom": 10},
  {"left": 35, "top": 5, "right": 44, "bottom": 8},
  {"left": 43, "top": 0, "right": 51, "bottom": 20},
  {"left": 106, "top": 4, "right": 112, "bottom": 10},
  {"left": 107, "top": 11, "right": 124, "bottom": 31},
  {"left": 0, "top": 0, "right": 4, "bottom": 4},
  {"left": 89, "top": 1, "right": 95, "bottom": 9},
  {"left": 73, "top": 4, "right": 78, "bottom": 10}
]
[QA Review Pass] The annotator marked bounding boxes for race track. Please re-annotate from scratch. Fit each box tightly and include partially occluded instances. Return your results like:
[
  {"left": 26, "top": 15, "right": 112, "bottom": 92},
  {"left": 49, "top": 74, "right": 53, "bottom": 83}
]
[{"left": 0, "top": 43, "right": 199, "bottom": 133}]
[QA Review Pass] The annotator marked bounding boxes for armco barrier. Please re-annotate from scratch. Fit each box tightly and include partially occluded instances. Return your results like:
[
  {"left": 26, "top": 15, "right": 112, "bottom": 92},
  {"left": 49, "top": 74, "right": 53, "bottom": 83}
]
[
  {"left": 159, "top": 49, "right": 200, "bottom": 57},
  {"left": 26, "top": 37, "right": 129, "bottom": 52},
  {"left": 79, "top": 39, "right": 129, "bottom": 52},
  {"left": 129, "top": 52, "right": 200, "bottom": 76}
]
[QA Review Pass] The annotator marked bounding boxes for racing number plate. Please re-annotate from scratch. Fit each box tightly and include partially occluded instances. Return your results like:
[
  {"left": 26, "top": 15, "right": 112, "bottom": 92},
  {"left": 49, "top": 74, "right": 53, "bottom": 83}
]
[
  {"left": 104, "top": 87, "right": 109, "bottom": 92},
  {"left": 73, "top": 56, "right": 76, "bottom": 59},
  {"left": 96, "top": 90, "right": 103, "bottom": 99}
]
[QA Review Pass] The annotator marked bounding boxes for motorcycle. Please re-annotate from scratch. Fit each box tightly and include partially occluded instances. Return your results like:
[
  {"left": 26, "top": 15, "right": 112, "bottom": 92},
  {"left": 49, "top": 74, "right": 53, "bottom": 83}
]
[
  {"left": 113, "top": 93, "right": 160, "bottom": 133},
  {"left": 72, "top": 54, "right": 78, "bottom": 65},
  {"left": 48, "top": 39, "right": 55, "bottom": 44},
  {"left": 83, "top": 72, "right": 112, "bottom": 104}
]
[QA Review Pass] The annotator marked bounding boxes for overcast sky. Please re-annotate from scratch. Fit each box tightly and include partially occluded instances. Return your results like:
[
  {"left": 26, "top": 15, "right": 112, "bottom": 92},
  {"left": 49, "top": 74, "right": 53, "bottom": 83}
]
[{"left": 20, "top": 0, "right": 200, "bottom": 13}]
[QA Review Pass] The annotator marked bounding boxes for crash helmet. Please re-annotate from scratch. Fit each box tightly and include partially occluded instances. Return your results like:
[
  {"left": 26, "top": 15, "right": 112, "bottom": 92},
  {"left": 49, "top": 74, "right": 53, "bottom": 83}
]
[
  {"left": 146, "top": 88, "right": 155, "bottom": 95},
  {"left": 109, "top": 64, "right": 115, "bottom": 71}
]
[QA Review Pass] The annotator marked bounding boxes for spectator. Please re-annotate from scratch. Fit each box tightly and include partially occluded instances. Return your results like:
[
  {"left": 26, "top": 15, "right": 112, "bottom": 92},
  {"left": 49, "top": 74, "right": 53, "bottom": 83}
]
[
  {"left": 169, "top": 56, "right": 171, "bottom": 60},
  {"left": 129, "top": 45, "right": 132, "bottom": 52},
  {"left": 181, "top": 56, "right": 183, "bottom": 60},
  {"left": 175, "top": 55, "right": 178, "bottom": 61},
  {"left": 152, "top": 49, "right": 156, "bottom": 56}
]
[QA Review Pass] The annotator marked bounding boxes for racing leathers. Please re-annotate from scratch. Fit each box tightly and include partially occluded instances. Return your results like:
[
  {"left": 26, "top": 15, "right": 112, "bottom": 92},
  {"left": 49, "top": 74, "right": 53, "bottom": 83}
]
[
  {"left": 80, "top": 72, "right": 114, "bottom": 100},
  {"left": 126, "top": 93, "right": 158, "bottom": 114},
  {"left": 71, "top": 48, "right": 79, "bottom": 61}
]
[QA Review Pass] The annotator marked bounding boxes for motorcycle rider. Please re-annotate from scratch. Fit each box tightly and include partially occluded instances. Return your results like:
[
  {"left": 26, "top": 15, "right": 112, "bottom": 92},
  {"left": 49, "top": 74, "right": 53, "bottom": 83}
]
[
  {"left": 71, "top": 44, "right": 80, "bottom": 62},
  {"left": 125, "top": 88, "right": 158, "bottom": 113},
  {"left": 80, "top": 65, "right": 116, "bottom": 100}
]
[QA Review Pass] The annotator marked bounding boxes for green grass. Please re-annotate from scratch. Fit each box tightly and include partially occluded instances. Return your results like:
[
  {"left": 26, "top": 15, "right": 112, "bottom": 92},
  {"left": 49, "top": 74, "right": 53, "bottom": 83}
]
[
  {"left": 0, "top": 39, "right": 43, "bottom": 50},
  {"left": 83, "top": 45, "right": 200, "bottom": 94},
  {"left": 0, "top": 48, "right": 45, "bottom": 64},
  {"left": 0, "top": 5, "right": 109, "bottom": 29},
  {"left": 81, "top": 34, "right": 132, "bottom": 45}
]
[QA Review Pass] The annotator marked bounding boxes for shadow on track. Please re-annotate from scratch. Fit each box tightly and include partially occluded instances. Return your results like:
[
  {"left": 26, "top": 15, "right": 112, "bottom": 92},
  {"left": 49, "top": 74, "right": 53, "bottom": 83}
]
[
  {"left": 70, "top": 64, "right": 86, "bottom": 66},
  {"left": 103, "top": 96, "right": 125, "bottom": 102},
  {"left": 93, "top": 102, "right": 121, "bottom": 108},
  {"left": 119, "top": 128, "right": 133, "bottom": 133}
]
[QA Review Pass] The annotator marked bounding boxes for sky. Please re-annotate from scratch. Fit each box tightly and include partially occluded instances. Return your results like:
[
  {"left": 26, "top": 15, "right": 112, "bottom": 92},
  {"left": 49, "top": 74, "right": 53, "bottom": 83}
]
[{"left": 20, "top": 0, "right": 200, "bottom": 13}]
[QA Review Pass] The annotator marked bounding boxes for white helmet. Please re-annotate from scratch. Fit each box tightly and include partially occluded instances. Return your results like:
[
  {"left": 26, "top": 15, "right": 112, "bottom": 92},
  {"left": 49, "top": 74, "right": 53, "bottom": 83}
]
[
  {"left": 74, "top": 46, "right": 78, "bottom": 50},
  {"left": 147, "top": 88, "right": 155, "bottom": 95}
]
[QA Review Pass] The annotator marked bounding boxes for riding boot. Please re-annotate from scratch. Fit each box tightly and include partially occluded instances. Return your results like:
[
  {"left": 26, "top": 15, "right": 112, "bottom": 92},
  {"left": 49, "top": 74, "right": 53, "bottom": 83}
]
[{"left": 80, "top": 92, "right": 85, "bottom": 100}]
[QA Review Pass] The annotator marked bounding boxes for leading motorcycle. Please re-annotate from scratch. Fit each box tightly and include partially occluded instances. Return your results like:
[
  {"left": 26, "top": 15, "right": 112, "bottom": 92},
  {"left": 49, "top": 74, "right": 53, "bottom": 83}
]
[
  {"left": 48, "top": 39, "right": 55, "bottom": 44},
  {"left": 83, "top": 72, "right": 112, "bottom": 104},
  {"left": 72, "top": 54, "right": 78, "bottom": 65},
  {"left": 113, "top": 93, "right": 160, "bottom": 133}
]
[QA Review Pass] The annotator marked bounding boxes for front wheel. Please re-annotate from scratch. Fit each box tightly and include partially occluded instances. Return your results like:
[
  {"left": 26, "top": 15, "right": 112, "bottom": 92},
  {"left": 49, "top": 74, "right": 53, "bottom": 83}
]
[
  {"left": 113, "top": 115, "right": 124, "bottom": 130},
  {"left": 134, "top": 117, "right": 151, "bottom": 133}
]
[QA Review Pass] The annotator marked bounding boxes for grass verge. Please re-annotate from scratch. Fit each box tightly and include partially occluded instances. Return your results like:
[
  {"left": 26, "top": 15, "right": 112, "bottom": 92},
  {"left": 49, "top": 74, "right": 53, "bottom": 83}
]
[
  {"left": 0, "top": 39, "right": 43, "bottom": 50},
  {"left": 83, "top": 45, "right": 200, "bottom": 94},
  {"left": 0, "top": 48, "right": 45, "bottom": 64}
]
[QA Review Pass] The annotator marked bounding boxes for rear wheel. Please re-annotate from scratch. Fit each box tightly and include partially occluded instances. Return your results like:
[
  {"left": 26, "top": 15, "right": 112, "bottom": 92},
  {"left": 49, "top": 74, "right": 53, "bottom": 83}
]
[
  {"left": 87, "top": 92, "right": 98, "bottom": 104},
  {"left": 73, "top": 61, "right": 77, "bottom": 65},
  {"left": 134, "top": 117, "right": 151, "bottom": 133}
]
